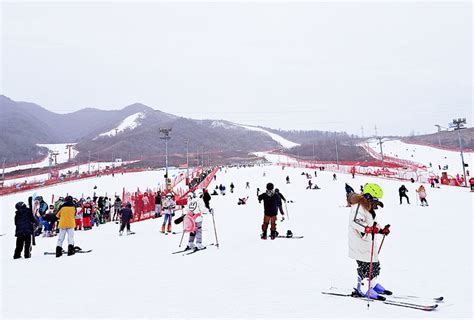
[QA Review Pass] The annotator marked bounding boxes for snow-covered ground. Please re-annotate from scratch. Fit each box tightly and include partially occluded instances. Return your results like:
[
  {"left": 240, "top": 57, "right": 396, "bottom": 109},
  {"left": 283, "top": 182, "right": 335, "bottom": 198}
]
[
  {"left": 1, "top": 161, "right": 135, "bottom": 186},
  {"left": 0, "top": 165, "right": 471, "bottom": 318},
  {"left": 98, "top": 112, "right": 145, "bottom": 137},
  {"left": 3, "top": 143, "right": 78, "bottom": 174},
  {"left": 366, "top": 139, "right": 472, "bottom": 177}
]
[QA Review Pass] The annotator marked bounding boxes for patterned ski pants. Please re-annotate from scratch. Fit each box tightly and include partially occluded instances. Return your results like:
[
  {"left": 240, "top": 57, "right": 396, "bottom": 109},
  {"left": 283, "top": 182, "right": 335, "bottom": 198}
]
[
  {"left": 356, "top": 260, "right": 380, "bottom": 279},
  {"left": 188, "top": 221, "right": 203, "bottom": 246}
]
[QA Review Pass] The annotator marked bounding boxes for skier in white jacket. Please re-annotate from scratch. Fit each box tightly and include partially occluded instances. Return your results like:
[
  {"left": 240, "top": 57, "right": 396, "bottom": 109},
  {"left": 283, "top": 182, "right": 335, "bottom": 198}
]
[
  {"left": 348, "top": 183, "right": 391, "bottom": 300},
  {"left": 185, "top": 189, "right": 210, "bottom": 250}
]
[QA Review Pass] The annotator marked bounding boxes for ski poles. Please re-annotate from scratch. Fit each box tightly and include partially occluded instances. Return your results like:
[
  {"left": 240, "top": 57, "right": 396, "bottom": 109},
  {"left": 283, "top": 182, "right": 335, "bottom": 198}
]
[
  {"left": 367, "top": 222, "right": 376, "bottom": 309},
  {"left": 377, "top": 224, "right": 390, "bottom": 254},
  {"left": 210, "top": 209, "right": 219, "bottom": 248},
  {"left": 284, "top": 202, "right": 290, "bottom": 220}
]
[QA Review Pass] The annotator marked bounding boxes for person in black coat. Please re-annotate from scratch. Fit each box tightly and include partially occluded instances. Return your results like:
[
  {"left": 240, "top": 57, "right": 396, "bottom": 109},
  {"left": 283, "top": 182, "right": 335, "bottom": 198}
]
[
  {"left": 119, "top": 203, "right": 134, "bottom": 236},
  {"left": 258, "top": 183, "right": 280, "bottom": 240},
  {"left": 14, "top": 202, "right": 36, "bottom": 259},
  {"left": 203, "top": 189, "right": 211, "bottom": 209},
  {"left": 274, "top": 188, "right": 286, "bottom": 218},
  {"left": 399, "top": 185, "right": 410, "bottom": 204}
]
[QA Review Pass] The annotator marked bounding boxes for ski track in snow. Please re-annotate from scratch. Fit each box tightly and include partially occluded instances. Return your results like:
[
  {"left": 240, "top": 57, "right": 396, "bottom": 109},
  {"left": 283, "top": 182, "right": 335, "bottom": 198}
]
[
  {"left": 3, "top": 143, "right": 78, "bottom": 174},
  {"left": 98, "top": 112, "right": 145, "bottom": 137},
  {"left": 365, "top": 139, "right": 472, "bottom": 177},
  {"left": 0, "top": 166, "right": 471, "bottom": 318},
  {"left": 238, "top": 124, "right": 300, "bottom": 149}
]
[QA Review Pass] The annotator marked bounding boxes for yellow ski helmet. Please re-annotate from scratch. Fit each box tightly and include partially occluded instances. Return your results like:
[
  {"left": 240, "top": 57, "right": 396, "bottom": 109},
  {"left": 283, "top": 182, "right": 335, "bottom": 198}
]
[{"left": 363, "top": 183, "right": 383, "bottom": 199}]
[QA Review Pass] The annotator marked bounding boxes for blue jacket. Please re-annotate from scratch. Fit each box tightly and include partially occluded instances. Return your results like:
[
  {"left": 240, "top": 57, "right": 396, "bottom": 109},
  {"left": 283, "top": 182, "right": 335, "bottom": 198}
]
[{"left": 120, "top": 207, "right": 133, "bottom": 222}]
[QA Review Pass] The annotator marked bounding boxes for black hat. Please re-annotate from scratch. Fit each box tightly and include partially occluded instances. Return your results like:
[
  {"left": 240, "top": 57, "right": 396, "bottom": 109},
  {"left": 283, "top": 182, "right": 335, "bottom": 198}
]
[
  {"left": 266, "top": 183, "right": 274, "bottom": 191},
  {"left": 15, "top": 202, "right": 26, "bottom": 210}
]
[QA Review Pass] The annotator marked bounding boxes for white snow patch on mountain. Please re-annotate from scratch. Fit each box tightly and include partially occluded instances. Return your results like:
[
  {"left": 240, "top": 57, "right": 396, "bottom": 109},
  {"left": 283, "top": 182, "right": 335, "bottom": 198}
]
[
  {"left": 237, "top": 124, "right": 300, "bottom": 149},
  {"left": 210, "top": 121, "right": 238, "bottom": 130},
  {"left": 99, "top": 112, "right": 145, "bottom": 137}
]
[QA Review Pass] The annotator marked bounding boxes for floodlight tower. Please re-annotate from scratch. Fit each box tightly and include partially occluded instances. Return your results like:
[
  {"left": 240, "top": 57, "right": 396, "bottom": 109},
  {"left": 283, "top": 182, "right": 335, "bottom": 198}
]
[
  {"left": 160, "top": 128, "right": 172, "bottom": 187},
  {"left": 66, "top": 144, "right": 75, "bottom": 161},
  {"left": 449, "top": 118, "right": 468, "bottom": 187}
]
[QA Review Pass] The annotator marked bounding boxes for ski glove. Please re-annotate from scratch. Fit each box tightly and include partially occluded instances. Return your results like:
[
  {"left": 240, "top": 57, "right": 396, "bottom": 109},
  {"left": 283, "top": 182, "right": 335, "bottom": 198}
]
[
  {"left": 379, "top": 224, "right": 390, "bottom": 235},
  {"left": 364, "top": 226, "right": 379, "bottom": 234}
]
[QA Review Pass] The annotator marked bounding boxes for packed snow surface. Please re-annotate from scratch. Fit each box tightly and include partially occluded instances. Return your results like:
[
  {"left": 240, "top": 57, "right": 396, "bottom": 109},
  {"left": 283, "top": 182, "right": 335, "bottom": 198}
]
[
  {"left": 238, "top": 124, "right": 300, "bottom": 149},
  {"left": 98, "top": 112, "right": 145, "bottom": 137},
  {"left": 3, "top": 143, "right": 78, "bottom": 174},
  {"left": 365, "top": 139, "right": 472, "bottom": 177},
  {"left": 0, "top": 165, "right": 471, "bottom": 319}
]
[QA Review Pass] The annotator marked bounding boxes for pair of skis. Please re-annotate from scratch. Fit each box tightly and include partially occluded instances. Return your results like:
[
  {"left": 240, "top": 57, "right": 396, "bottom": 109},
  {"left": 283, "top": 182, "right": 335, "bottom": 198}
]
[
  {"left": 321, "top": 289, "right": 441, "bottom": 311},
  {"left": 172, "top": 243, "right": 215, "bottom": 256},
  {"left": 44, "top": 247, "right": 93, "bottom": 255}
]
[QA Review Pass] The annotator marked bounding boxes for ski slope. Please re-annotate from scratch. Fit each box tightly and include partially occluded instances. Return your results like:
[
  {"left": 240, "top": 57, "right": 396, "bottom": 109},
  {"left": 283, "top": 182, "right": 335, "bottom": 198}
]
[
  {"left": 0, "top": 166, "right": 471, "bottom": 318},
  {"left": 3, "top": 143, "right": 78, "bottom": 174},
  {"left": 98, "top": 112, "right": 145, "bottom": 137},
  {"left": 238, "top": 124, "right": 300, "bottom": 149},
  {"left": 365, "top": 139, "right": 472, "bottom": 177}
]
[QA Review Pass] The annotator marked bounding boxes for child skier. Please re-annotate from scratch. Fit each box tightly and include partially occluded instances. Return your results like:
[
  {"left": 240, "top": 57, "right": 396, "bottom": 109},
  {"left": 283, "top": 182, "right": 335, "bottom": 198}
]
[
  {"left": 82, "top": 198, "right": 94, "bottom": 230},
  {"left": 258, "top": 183, "right": 280, "bottom": 240},
  {"left": 119, "top": 203, "right": 134, "bottom": 236},
  {"left": 184, "top": 189, "right": 210, "bottom": 250},
  {"left": 161, "top": 193, "right": 176, "bottom": 233},
  {"left": 348, "top": 183, "right": 391, "bottom": 300},
  {"left": 74, "top": 201, "right": 83, "bottom": 231},
  {"left": 416, "top": 185, "right": 429, "bottom": 206},
  {"left": 55, "top": 196, "right": 76, "bottom": 257}
]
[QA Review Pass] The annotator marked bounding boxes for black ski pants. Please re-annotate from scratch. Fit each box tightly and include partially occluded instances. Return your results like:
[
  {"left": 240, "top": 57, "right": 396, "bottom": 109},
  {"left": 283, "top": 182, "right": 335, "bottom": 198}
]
[
  {"left": 399, "top": 194, "right": 410, "bottom": 204},
  {"left": 14, "top": 234, "right": 32, "bottom": 259},
  {"left": 119, "top": 220, "right": 131, "bottom": 232}
]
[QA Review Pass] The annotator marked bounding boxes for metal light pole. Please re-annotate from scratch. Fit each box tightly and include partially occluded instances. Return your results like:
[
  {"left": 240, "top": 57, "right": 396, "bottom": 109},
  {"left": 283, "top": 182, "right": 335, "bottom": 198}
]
[
  {"left": 160, "top": 128, "right": 172, "bottom": 188},
  {"left": 434, "top": 125, "right": 442, "bottom": 147},
  {"left": 376, "top": 137, "right": 385, "bottom": 169},
  {"left": 88, "top": 151, "right": 91, "bottom": 173},
  {"left": 334, "top": 137, "right": 339, "bottom": 169},
  {"left": 1, "top": 158, "right": 6, "bottom": 182},
  {"left": 185, "top": 138, "right": 189, "bottom": 181},
  {"left": 450, "top": 118, "right": 468, "bottom": 187}
]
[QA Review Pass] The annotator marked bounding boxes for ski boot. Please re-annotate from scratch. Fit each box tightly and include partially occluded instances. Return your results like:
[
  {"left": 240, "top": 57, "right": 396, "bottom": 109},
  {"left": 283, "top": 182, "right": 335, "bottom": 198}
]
[
  {"left": 185, "top": 243, "right": 195, "bottom": 251},
  {"left": 373, "top": 278, "right": 392, "bottom": 295},
  {"left": 261, "top": 231, "right": 267, "bottom": 240},
  {"left": 196, "top": 243, "right": 205, "bottom": 250},
  {"left": 67, "top": 244, "right": 75, "bottom": 256},
  {"left": 119, "top": 231, "right": 123, "bottom": 236},
  {"left": 354, "top": 277, "right": 386, "bottom": 301},
  {"left": 56, "top": 246, "right": 63, "bottom": 258},
  {"left": 161, "top": 225, "right": 166, "bottom": 233},
  {"left": 286, "top": 230, "right": 293, "bottom": 238},
  {"left": 270, "top": 230, "right": 277, "bottom": 240}
]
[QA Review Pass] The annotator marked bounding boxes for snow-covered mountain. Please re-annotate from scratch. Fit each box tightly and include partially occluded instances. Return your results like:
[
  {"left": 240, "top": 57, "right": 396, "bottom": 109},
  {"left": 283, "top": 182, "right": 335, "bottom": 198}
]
[{"left": 98, "top": 112, "right": 146, "bottom": 138}]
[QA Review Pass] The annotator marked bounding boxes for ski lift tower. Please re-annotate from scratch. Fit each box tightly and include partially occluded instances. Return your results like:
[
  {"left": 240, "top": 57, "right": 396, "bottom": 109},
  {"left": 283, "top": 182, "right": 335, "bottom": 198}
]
[
  {"left": 65, "top": 144, "right": 75, "bottom": 162},
  {"left": 449, "top": 118, "right": 468, "bottom": 187},
  {"left": 160, "top": 128, "right": 172, "bottom": 190},
  {"left": 376, "top": 136, "right": 385, "bottom": 170}
]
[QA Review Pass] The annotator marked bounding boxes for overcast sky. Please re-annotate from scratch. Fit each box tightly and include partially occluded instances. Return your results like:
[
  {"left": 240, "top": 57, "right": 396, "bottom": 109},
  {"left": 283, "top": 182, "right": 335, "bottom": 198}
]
[{"left": 1, "top": 1, "right": 471, "bottom": 136}]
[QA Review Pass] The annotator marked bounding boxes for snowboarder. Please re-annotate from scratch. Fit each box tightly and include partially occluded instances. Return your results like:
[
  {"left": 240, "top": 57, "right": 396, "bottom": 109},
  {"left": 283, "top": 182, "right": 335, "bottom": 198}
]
[
  {"left": 416, "top": 185, "right": 429, "bottom": 206},
  {"left": 286, "top": 176, "right": 290, "bottom": 184},
  {"left": 13, "top": 201, "right": 36, "bottom": 259},
  {"left": 230, "top": 182, "right": 235, "bottom": 193},
  {"left": 161, "top": 193, "right": 175, "bottom": 233},
  {"left": 184, "top": 189, "right": 210, "bottom": 250},
  {"left": 258, "top": 183, "right": 280, "bottom": 240},
  {"left": 348, "top": 183, "right": 391, "bottom": 300},
  {"left": 245, "top": 182, "right": 250, "bottom": 189},
  {"left": 119, "top": 203, "right": 134, "bottom": 236},
  {"left": 274, "top": 188, "right": 286, "bottom": 219},
  {"left": 398, "top": 185, "right": 410, "bottom": 205},
  {"left": 237, "top": 196, "right": 249, "bottom": 205},
  {"left": 306, "top": 180, "right": 313, "bottom": 190},
  {"left": 333, "top": 173, "right": 337, "bottom": 181},
  {"left": 55, "top": 196, "right": 77, "bottom": 257}
]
